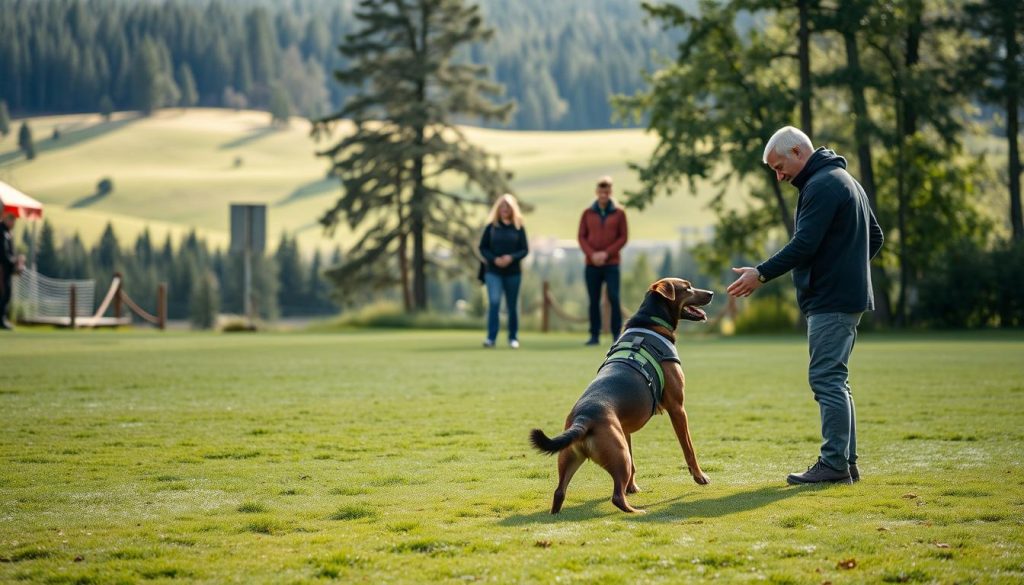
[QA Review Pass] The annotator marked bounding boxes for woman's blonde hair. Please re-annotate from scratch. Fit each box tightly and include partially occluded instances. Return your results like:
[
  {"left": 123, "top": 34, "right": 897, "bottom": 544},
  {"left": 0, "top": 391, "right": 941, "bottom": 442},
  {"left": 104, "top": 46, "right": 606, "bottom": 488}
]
[{"left": 487, "top": 193, "right": 523, "bottom": 229}]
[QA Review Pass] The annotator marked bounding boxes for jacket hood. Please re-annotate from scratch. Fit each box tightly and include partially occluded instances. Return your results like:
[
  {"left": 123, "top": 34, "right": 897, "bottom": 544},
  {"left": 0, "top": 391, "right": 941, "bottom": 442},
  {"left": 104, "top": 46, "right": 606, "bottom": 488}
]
[{"left": 792, "top": 147, "right": 847, "bottom": 191}]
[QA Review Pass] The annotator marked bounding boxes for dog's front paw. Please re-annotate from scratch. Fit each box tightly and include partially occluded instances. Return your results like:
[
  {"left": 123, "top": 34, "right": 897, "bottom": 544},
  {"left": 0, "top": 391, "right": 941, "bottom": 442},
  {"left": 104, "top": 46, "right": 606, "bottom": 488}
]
[{"left": 692, "top": 472, "right": 711, "bottom": 485}]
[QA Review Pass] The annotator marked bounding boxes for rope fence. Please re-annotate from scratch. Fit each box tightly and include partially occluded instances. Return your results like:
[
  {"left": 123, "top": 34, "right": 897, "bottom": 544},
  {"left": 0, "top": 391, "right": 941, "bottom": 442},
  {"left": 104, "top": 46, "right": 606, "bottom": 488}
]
[{"left": 540, "top": 280, "right": 738, "bottom": 333}]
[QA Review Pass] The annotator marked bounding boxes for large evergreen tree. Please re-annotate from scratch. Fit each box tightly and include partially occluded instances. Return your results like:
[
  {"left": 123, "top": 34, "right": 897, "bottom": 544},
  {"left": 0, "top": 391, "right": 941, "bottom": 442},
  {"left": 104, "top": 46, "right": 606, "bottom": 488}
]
[
  {"left": 0, "top": 99, "right": 9, "bottom": 136},
  {"left": 314, "top": 0, "right": 512, "bottom": 311},
  {"left": 17, "top": 120, "right": 35, "bottom": 160}
]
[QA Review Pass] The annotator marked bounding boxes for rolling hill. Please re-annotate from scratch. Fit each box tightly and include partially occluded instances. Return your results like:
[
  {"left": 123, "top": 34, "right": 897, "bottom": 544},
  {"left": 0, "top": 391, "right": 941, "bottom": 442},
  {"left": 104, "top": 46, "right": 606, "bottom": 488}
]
[{"left": 0, "top": 108, "right": 740, "bottom": 255}]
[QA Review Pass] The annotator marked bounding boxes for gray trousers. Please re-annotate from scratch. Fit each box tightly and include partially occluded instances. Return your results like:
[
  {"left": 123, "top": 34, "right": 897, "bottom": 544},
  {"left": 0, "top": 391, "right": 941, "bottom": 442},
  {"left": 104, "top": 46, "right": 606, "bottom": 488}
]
[{"left": 806, "top": 312, "right": 862, "bottom": 471}]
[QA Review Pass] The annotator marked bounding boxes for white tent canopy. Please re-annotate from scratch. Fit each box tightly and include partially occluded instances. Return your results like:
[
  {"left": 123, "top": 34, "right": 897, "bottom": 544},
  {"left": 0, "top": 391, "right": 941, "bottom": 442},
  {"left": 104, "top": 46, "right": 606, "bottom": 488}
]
[{"left": 0, "top": 180, "right": 44, "bottom": 219}]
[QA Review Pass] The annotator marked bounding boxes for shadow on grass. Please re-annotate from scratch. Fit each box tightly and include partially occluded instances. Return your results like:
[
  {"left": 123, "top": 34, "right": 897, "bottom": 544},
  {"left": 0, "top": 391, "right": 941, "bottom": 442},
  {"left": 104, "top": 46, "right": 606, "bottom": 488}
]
[
  {"left": 274, "top": 178, "right": 337, "bottom": 207},
  {"left": 499, "top": 484, "right": 812, "bottom": 525},
  {"left": 218, "top": 126, "right": 278, "bottom": 150},
  {"left": 0, "top": 114, "right": 144, "bottom": 165},
  {"left": 69, "top": 189, "right": 110, "bottom": 209}
]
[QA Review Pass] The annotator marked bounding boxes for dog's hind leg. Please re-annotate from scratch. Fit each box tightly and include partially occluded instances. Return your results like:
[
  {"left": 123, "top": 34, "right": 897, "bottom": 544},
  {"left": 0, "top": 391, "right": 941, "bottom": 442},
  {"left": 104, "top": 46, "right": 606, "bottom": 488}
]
[
  {"left": 625, "top": 434, "right": 640, "bottom": 494},
  {"left": 592, "top": 426, "right": 643, "bottom": 513},
  {"left": 551, "top": 448, "right": 585, "bottom": 514}
]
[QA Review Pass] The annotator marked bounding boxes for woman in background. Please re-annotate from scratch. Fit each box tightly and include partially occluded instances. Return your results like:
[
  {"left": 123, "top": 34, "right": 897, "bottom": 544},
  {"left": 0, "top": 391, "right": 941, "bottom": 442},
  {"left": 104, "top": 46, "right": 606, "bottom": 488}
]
[{"left": 478, "top": 193, "right": 529, "bottom": 348}]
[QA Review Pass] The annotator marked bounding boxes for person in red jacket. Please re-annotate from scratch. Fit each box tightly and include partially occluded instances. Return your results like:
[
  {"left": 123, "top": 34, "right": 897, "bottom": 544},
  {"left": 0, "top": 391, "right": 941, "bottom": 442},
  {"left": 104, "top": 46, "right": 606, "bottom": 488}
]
[{"left": 578, "top": 176, "right": 628, "bottom": 346}]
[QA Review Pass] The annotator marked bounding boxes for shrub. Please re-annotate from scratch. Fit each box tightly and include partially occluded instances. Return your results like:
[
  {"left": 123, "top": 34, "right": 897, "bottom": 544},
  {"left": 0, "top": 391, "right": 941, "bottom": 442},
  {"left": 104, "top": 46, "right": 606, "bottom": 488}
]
[{"left": 733, "top": 296, "right": 800, "bottom": 334}]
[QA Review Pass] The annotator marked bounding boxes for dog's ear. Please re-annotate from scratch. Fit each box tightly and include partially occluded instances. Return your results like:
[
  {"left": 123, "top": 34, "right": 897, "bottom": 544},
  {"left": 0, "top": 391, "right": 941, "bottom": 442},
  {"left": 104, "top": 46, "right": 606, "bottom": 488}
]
[{"left": 649, "top": 279, "right": 676, "bottom": 301}]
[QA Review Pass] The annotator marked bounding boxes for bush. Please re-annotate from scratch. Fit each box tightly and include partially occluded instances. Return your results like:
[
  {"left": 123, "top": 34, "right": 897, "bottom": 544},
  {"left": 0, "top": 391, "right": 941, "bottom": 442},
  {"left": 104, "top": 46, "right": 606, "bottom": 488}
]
[
  {"left": 733, "top": 296, "right": 801, "bottom": 334},
  {"left": 313, "top": 301, "right": 483, "bottom": 331},
  {"left": 97, "top": 177, "right": 114, "bottom": 196},
  {"left": 914, "top": 239, "right": 1024, "bottom": 328}
]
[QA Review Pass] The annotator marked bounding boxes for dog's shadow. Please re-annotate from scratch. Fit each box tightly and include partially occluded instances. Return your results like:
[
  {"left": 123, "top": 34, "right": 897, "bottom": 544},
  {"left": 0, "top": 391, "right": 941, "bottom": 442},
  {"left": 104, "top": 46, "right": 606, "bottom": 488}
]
[{"left": 499, "top": 484, "right": 811, "bottom": 525}]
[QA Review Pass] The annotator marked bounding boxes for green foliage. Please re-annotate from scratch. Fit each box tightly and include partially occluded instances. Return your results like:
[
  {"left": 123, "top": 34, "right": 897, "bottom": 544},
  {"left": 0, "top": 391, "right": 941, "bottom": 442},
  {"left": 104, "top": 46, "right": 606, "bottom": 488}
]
[
  {"left": 916, "top": 239, "right": 1024, "bottom": 328},
  {"left": 96, "top": 177, "right": 114, "bottom": 196},
  {"left": 176, "top": 64, "right": 198, "bottom": 108},
  {"left": 314, "top": 301, "right": 482, "bottom": 330},
  {"left": 733, "top": 296, "right": 800, "bottom": 334},
  {"left": 17, "top": 120, "right": 34, "bottom": 160},
  {"left": 0, "top": 99, "right": 9, "bottom": 136},
  {"left": 314, "top": 0, "right": 513, "bottom": 311},
  {"left": 268, "top": 83, "right": 291, "bottom": 127},
  {"left": 189, "top": 269, "right": 220, "bottom": 329},
  {"left": 0, "top": 0, "right": 675, "bottom": 130}
]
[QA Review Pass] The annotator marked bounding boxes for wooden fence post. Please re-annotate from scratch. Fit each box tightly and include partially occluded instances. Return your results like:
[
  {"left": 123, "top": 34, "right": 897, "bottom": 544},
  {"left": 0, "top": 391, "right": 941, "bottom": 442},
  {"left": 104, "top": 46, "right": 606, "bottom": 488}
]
[
  {"left": 69, "top": 284, "right": 76, "bottom": 328},
  {"left": 113, "top": 272, "right": 122, "bottom": 320},
  {"left": 157, "top": 283, "right": 167, "bottom": 330},
  {"left": 542, "top": 281, "right": 550, "bottom": 333}
]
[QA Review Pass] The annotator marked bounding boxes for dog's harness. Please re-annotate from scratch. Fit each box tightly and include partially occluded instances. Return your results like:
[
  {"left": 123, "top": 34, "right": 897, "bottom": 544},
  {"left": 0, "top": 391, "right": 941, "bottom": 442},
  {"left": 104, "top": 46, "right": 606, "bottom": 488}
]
[{"left": 598, "top": 326, "right": 680, "bottom": 414}]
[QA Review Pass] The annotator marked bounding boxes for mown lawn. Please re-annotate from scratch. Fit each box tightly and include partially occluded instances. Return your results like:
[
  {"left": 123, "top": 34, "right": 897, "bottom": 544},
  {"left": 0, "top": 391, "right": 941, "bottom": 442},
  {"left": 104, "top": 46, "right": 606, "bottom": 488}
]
[{"left": 1, "top": 330, "right": 1022, "bottom": 584}]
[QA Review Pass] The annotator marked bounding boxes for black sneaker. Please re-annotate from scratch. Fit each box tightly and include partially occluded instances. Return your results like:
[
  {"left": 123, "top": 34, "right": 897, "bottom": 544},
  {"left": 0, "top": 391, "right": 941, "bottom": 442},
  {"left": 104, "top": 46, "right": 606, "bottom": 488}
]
[
  {"left": 849, "top": 463, "right": 860, "bottom": 483},
  {"left": 584, "top": 337, "right": 599, "bottom": 346},
  {"left": 786, "top": 459, "right": 853, "bottom": 485}
]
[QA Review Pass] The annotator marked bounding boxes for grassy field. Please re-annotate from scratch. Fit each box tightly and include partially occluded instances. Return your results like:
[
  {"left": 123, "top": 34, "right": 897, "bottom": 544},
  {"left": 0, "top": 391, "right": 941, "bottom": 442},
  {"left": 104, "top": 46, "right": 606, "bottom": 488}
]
[
  {"left": 0, "top": 109, "right": 741, "bottom": 254},
  {"left": 2, "top": 330, "right": 1022, "bottom": 584}
]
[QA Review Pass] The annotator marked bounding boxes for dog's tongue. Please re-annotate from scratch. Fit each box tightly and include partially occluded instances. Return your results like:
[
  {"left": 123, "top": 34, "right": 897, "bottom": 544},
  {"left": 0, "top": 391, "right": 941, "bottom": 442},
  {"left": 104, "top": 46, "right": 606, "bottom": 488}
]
[{"left": 684, "top": 306, "right": 707, "bottom": 321}]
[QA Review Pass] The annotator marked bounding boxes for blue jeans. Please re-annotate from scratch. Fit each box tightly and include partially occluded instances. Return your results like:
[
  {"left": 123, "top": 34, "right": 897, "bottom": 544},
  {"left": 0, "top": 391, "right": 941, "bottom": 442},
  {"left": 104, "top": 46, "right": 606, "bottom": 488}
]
[
  {"left": 807, "top": 312, "right": 862, "bottom": 471},
  {"left": 484, "top": 271, "right": 522, "bottom": 343},
  {"left": 585, "top": 265, "right": 621, "bottom": 339}
]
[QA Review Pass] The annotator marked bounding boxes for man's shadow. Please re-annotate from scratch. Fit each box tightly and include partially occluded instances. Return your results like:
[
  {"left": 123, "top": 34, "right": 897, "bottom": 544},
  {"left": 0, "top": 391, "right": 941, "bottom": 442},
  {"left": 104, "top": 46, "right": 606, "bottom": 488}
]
[{"left": 499, "top": 484, "right": 810, "bottom": 526}]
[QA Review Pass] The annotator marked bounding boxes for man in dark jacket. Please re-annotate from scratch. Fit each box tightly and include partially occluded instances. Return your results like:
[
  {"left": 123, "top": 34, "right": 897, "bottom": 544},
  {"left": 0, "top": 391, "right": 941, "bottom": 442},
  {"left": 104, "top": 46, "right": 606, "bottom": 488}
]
[
  {"left": 0, "top": 211, "right": 21, "bottom": 330},
  {"left": 728, "top": 126, "right": 883, "bottom": 485},
  {"left": 578, "top": 176, "right": 629, "bottom": 345}
]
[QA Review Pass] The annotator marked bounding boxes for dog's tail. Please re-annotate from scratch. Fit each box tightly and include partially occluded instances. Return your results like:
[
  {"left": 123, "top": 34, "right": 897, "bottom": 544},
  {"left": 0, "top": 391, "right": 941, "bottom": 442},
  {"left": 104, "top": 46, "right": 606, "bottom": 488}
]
[{"left": 530, "top": 418, "right": 591, "bottom": 454}]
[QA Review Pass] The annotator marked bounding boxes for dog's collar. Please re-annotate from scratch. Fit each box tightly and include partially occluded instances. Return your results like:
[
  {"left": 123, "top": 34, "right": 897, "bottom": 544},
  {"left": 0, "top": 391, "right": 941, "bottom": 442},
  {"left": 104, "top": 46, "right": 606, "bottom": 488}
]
[{"left": 648, "top": 315, "right": 675, "bottom": 331}]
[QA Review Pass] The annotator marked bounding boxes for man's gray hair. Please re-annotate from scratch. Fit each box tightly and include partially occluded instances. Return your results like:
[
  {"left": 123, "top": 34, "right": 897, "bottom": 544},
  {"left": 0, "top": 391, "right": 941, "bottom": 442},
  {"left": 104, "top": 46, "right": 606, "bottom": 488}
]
[{"left": 763, "top": 126, "right": 813, "bottom": 164}]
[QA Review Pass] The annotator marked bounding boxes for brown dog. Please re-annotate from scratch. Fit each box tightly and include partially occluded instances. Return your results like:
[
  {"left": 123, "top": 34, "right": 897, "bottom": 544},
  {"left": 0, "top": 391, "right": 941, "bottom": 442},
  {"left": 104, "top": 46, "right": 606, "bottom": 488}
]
[{"left": 530, "top": 278, "right": 714, "bottom": 513}]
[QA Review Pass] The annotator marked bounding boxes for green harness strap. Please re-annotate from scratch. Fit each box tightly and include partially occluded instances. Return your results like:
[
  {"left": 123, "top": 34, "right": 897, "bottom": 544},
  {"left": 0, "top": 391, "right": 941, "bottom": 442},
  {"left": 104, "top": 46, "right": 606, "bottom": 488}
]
[
  {"left": 600, "top": 334, "right": 671, "bottom": 411},
  {"left": 649, "top": 315, "right": 674, "bottom": 331},
  {"left": 604, "top": 346, "right": 665, "bottom": 391}
]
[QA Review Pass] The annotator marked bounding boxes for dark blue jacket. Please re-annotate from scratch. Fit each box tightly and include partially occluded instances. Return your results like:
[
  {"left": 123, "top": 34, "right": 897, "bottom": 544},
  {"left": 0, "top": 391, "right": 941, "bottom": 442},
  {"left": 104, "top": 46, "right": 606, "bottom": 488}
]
[
  {"left": 757, "top": 148, "right": 883, "bottom": 316},
  {"left": 479, "top": 221, "right": 528, "bottom": 276}
]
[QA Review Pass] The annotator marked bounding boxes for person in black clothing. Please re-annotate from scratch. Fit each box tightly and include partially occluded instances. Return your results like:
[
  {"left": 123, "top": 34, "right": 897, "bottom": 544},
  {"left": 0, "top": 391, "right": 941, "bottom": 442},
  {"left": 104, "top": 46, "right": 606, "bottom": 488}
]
[
  {"left": 478, "top": 194, "right": 529, "bottom": 348},
  {"left": 728, "top": 126, "right": 883, "bottom": 486},
  {"left": 1, "top": 211, "right": 24, "bottom": 330}
]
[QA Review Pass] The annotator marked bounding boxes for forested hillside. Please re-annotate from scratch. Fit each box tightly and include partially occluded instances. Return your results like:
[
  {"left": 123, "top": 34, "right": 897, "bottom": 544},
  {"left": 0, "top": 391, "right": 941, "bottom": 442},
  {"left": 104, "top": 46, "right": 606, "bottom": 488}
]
[{"left": 0, "top": 0, "right": 684, "bottom": 130}]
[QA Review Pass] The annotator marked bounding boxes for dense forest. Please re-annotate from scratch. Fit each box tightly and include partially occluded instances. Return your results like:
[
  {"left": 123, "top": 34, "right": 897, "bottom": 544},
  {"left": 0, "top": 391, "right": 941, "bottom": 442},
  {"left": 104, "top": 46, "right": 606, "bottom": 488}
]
[{"left": 0, "top": 0, "right": 682, "bottom": 130}]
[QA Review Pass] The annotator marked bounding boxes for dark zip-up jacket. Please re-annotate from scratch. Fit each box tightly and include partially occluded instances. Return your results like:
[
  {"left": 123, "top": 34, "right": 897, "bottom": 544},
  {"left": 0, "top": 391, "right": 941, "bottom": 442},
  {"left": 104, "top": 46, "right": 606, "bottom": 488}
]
[
  {"left": 479, "top": 221, "right": 529, "bottom": 276},
  {"left": 757, "top": 148, "right": 883, "bottom": 316},
  {"left": 578, "top": 200, "right": 628, "bottom": 266}
]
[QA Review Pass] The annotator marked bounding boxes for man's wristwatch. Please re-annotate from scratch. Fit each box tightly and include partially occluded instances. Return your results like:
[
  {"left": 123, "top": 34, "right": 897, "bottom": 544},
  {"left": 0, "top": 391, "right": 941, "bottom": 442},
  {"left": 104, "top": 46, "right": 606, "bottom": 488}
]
[{"left": 756, "top": 269, "right": 767, "bottom": 283}]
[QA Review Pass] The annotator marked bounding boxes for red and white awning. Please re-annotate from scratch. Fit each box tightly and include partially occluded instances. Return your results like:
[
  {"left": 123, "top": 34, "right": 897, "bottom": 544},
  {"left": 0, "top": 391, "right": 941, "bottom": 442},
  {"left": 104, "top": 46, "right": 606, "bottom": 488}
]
[{"left": 0, "top": 180, "right": 44, "bottom": 219}]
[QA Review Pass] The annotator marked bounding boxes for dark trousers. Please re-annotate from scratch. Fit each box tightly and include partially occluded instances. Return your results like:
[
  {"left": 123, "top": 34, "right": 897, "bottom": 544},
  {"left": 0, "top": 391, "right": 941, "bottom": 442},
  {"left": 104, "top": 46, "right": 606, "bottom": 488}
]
[
  {"left": 0, "top": 274, "right": 11, "bottom": 325},
  {"left": 585, "top": 264, "right": 621, "bottom": 339}
]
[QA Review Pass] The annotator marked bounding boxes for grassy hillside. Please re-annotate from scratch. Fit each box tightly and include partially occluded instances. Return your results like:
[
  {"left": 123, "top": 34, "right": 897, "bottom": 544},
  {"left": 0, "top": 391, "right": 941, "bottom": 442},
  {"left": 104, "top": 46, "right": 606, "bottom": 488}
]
[{"left": 0, "top": 109, "right": 740, "bottom": 254}]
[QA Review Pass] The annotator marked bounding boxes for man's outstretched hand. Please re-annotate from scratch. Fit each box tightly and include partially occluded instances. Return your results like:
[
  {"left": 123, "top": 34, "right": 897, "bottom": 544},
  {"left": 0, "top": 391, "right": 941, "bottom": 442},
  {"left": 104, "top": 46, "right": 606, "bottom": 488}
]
[{"left": 727, "top": 267, "right": 763, "bottom": 297}]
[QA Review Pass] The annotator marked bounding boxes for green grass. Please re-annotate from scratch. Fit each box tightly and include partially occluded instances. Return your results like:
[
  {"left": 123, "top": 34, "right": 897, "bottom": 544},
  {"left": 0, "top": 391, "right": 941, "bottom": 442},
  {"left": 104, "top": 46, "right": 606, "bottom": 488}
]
[
  {"left": 1, "top": 330, "right": 1023, "bottom": 583},
  {"left": 0, "top": 109, "right": 740, "bottom": 254}
]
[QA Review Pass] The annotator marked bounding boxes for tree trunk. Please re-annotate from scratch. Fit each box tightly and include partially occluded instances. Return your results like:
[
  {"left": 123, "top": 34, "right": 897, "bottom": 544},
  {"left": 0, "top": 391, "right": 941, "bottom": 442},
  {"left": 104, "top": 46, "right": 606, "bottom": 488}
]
[
  {"left": 1006, "top": 17, "right": 1023, "bottom": 242},
  {"left": 896, "top": 2, "right": 922, "bottom": 327},
  {"left": 798, "top": 0, "right": 813, "bottom": 139},
  {"left": 410, "top": 3, "right": 431, "bottom": 312},
  {"left": 843, "top": 27, "right": 892, "bottom": 326},
  {"left": 769, "top": 170, "right": 795, "bottom": 238}
]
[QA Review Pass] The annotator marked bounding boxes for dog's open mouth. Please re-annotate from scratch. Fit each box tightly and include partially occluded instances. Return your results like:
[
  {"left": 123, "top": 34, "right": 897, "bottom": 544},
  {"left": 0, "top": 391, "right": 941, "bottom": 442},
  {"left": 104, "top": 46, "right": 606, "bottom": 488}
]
[{"left": 682, "top": 304, "right": 707, "bottom": 322}]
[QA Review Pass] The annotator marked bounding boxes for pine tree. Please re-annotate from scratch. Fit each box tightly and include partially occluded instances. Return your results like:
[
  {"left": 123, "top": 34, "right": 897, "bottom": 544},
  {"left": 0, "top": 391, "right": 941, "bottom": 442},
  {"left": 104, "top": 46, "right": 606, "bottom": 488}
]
[
  {"left": 0, "top": 100, "right": 9, "bottom": 136},
  {"left": 177, "top": 63, "right": 198, "bottom": 108},
  {"left": 36, "top": 220, "right": 59, "bottom": 276},
  {"left": 314, "top": 0, "right": 513, "bottom": 311},
  {"left": 189, "top": 269, "right": 220, "bottom": 329},
  {"left": 274, "top": 232, "right": 304, "bottom": 315},
  {"left": 269, "top": 83, "right": 291, "bottom": 127},
  {"left": 17, "top": 121, "right": 35, "bottom": 160}
]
